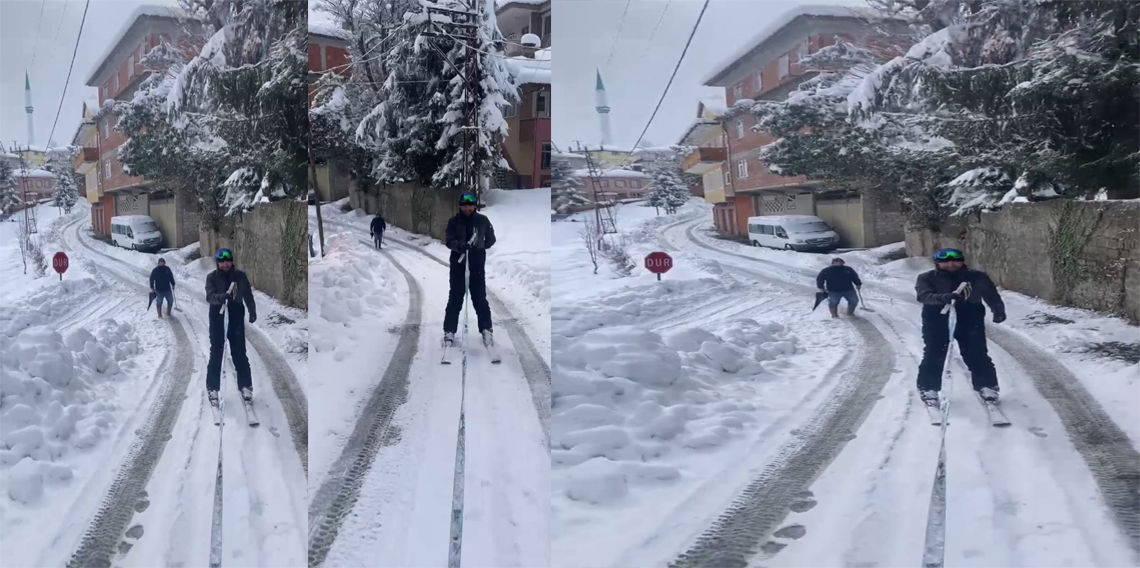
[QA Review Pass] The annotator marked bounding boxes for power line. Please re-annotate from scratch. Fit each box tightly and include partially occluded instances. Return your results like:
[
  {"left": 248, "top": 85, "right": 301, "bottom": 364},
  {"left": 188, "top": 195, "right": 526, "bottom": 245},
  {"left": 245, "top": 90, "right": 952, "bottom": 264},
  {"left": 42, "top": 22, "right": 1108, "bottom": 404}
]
[
  {"left": 53, "top": 0, "right": 71, "bottom": 44},
  {"left": 29, "top": 0, "right": 48, "bottom": 69},
  {"left": 619, "top": 0, "right": 710, "bottom": 167},
  {"left": 45, "top": 0, "right": 92, "bottom": 151},
  {"left": 604, "top": 0, "right": 633, "bottom": 68}
]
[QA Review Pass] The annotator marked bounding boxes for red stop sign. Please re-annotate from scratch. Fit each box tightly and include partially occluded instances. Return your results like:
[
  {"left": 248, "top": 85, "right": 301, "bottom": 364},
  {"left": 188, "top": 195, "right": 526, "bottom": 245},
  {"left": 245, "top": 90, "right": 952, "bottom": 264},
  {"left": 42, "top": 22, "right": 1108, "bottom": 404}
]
[
  {"left": 644, "top": 251, "right": 673, "bottom": 274},
  {"left": 53, "top": 252, "right": 69, "bottom": 274}
]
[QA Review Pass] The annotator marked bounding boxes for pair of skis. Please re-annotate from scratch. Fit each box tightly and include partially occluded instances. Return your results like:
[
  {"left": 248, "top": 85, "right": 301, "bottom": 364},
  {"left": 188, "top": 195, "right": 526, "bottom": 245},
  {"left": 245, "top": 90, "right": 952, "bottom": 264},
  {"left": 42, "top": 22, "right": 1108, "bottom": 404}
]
[
  {"left": 209, "top": 284, "right": 260, "bottom": 427},
  {"left": 440, "top": 229, "right": 501, "bottom": 366},
  {"left": 922, "top": 284, "right": 1009, "bottom": 428}
]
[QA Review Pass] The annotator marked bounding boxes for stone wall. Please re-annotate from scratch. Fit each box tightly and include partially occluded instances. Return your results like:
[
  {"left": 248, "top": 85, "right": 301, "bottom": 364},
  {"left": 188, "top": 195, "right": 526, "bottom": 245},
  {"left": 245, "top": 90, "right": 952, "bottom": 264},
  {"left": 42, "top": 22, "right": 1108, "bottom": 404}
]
[
  {"left": 349, "top": 181, "right": 464, "bottom": 241},
  {"left": 905, "top": 200, "right": 1139, "bottom": 323},
  {"left": 200, "top": 200, "right": 308, "bottom": 309}
]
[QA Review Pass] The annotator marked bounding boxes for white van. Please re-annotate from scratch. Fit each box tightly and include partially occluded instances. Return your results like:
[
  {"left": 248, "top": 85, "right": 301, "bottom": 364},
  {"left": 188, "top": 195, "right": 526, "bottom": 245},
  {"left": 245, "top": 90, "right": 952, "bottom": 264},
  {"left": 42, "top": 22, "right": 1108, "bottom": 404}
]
[
  {"left": 747, "top": 215, "right": 840, "bottom": 252},
  {"left": 110, "top": 215, "right": 163, "bottom": 252}
]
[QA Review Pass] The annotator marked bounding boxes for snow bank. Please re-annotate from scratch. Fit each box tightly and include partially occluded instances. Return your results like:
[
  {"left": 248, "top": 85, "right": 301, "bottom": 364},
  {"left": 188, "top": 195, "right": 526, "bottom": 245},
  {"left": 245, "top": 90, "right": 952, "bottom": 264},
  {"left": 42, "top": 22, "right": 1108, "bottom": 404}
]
[
  {"left": 481, "top": 188, "right": 552, "bottom": 304},
  {"left": 552, "top": 319, "right": 799, "bottom": 505},
  {"left": 0, "top": 278, "right": 104, "bottom": 338},
  {"left": 0, "top": 321, "right": 141, "bottom": 504}
]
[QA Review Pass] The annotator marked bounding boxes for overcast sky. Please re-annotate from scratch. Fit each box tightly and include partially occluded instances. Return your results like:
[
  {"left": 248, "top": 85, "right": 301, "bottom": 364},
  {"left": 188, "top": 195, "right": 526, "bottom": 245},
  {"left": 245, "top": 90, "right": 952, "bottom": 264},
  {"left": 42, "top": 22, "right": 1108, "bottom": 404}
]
[
  {"left": 553, "top": 0, "right": 863, "bottom": 152},
  {"left": 0, "top": 0, "right": 175, "bottom": 152}
]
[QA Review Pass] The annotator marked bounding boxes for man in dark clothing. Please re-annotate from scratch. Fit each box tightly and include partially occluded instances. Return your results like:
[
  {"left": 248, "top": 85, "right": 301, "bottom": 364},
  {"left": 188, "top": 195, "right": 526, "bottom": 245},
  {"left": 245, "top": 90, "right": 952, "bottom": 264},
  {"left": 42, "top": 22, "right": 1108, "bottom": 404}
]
[
  {"left": 205, "top": 248, "right": 257, "bottom": 406},
  {"left": 915, "top": 248, "right": 1006, "bottom": 404},
  {"left": 149, "top": 257, "right": 176, "bottom": 318},
  {"left": 370, "top": 214, "right": 387, "bottom": 249},
  {"left": 816, "top": 257, "right": 862, "bottom": 318},
  {"left": 444, "top": 193, "right": 496, "bottom": 347}
]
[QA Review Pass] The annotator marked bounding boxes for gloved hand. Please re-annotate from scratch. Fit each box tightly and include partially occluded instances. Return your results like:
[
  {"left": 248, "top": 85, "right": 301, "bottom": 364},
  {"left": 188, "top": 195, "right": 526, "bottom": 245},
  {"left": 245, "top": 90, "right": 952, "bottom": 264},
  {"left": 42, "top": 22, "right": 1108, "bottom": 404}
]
[
  {"left": 457, "top": 242, "right": 470, "bottom": 252},
  {"left": 993, "top": 312, "right": 1006, "bottom": 324},
  {"left": 943, "top": 292, "right": 963, "bottom": 303},
  {"left": 249, "top": 311, "right": 257, "bottom": 324}
]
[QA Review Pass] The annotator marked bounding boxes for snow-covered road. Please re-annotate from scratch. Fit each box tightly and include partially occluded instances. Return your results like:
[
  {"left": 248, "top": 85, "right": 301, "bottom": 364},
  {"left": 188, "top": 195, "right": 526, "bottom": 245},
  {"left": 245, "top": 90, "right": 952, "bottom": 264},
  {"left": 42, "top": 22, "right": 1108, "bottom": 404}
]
[
  {"left": 551, "top": 202, "right": 1139, "bottom": 568},
  {"left": 4, "top": 212, "right": 309, "bottom": 568},
  {"left": 308, "top": 198, "right": 550, "bottom": 568}
]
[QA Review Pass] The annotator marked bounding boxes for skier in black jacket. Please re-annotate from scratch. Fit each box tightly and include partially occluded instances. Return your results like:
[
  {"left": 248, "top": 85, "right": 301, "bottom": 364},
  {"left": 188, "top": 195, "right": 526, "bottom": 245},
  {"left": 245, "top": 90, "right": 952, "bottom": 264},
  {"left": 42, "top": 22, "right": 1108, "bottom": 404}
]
[
  {"left": 204, "top": 248, "right": 257, "bottom": 407},
  {"left": 444, "top": 193, "right": 496, "bottom": 348},
  {"left": 149, "top": 257, "right": 176, "bottom": 318},
  {"left": 915, "top": 248, "right": 1006, "bottom": 405},
  {"left": 816, "top": 257, "right": 862, "bottom": 318},
  {"left": 370, "top": 214, "right": 387, "bottom": 249}
]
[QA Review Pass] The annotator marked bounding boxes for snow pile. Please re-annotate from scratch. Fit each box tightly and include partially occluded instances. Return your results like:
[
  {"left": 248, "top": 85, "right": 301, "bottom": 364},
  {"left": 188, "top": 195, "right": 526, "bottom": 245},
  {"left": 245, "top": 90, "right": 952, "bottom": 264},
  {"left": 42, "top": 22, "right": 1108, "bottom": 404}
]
[
  {"left": 0, "top": 278, "right": 104, "bottom": 338},
  {"left": 0, "top": 321, "right": 140, "bottom": 504},
  {"left": 552, "top": 319, "right": 799, "bottom": 505},
  {"left": 309, "top": 233, "right": 399, "bottom": 356},
  {"left": 481, "top": 188, "right": 551, "bottom": 303}
]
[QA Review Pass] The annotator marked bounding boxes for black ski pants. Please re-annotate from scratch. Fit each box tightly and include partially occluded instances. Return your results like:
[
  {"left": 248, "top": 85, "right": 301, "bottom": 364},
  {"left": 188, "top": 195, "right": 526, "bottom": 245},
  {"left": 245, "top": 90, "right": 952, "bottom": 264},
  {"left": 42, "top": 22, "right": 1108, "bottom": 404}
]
[
  {"left": 917, "top": 309, "right": 998, "bottom": 392},
  {"left": 206, "top": 307, "right": 252, "bottom": 392},
  {"left": 444, "top": 254, "right": 492, "bottom": 334}
]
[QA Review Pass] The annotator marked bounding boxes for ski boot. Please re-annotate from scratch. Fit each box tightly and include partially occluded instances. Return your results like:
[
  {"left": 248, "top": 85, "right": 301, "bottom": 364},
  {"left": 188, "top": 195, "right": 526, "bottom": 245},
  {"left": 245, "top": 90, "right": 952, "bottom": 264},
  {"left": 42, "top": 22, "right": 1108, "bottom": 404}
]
[
  {"left": 978, "top": 387, "right": 999, "bottom": 402},
  {"left": 241, "top": 387, "right": 253, "bottom": 403},
  {"left": 443, "top": 332, "right": 456, "bottom": 347},
  {"left": 920, "top": 389, "right": 939, "bottom": 407},
  {"left": 482, "top": 329, "right": 494, "bottom": 347}
]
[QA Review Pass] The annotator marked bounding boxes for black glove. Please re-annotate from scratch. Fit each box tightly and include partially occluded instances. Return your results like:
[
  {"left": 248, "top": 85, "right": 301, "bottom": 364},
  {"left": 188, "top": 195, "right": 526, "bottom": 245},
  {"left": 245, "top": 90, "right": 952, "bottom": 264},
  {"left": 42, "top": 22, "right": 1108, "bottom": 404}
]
[
  {"left": 457, "top": 242, "right": 469, "bottom": 252},
  {"left": 249, "top": 312, "right": 257, "bottom": 324},
  {"left": 942, "top": 292, "right": 962, "bottom": 303},
  {"left": 993, "top": 312, "right": 1006, "bottom": 324}
]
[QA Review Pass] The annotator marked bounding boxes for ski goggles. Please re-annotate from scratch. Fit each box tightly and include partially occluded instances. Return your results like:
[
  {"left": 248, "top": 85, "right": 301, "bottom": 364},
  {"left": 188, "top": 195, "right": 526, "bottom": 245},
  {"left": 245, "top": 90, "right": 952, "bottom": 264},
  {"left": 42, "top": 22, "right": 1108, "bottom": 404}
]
[
  {"left": 459, "top": 193, "right": 477, "bottom": 205},
  {"left": 215, "top": 249, "right": 234, "bottom": 261},
  {"left": 933, "top": 249, "right": 964, "bottom": 262}
]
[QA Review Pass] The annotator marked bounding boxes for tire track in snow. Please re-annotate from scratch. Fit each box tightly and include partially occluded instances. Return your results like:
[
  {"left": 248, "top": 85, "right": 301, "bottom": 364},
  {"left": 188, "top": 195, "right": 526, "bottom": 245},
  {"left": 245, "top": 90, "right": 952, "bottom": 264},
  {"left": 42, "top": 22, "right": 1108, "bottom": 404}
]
[
  {"left": 657, "top": 215, "right": 899, "bottom": 568},
  {"left": 307, "top": 243, "right": 423, "bottom": 568}
]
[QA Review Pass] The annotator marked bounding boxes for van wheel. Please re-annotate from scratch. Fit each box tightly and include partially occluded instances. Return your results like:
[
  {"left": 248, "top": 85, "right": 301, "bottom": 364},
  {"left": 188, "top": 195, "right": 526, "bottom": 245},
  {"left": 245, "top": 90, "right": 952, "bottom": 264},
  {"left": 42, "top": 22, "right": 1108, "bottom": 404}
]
[{"left": 751, "top": 240, "right": 759, "bottom": 247}]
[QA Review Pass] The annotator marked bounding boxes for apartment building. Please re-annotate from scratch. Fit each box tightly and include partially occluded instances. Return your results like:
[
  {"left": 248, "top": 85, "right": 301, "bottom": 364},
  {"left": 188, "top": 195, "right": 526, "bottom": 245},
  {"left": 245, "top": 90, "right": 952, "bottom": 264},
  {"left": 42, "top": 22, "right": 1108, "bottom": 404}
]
[
  {"left": 702, "top": 5, "right": 909, "bottom": 247},
  {"left": 84, "top": 5, "right": 201, "bottom": 247}
]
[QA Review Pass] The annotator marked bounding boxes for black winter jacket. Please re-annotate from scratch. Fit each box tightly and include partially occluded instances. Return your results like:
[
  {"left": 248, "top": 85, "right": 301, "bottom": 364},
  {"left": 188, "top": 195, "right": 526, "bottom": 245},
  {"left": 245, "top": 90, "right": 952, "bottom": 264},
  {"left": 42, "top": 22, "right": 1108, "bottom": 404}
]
[
  {"left": 149, "top": 265, "right": 176, "bottom": 292},
  {"left": 915, "top": 266, "right": 1005, "bottom": 318},
  {"left": 370, "top": 216, "right": 386, "bottom": 235},
  {"left": 205, "top": 268, "right": 256, "bottom": 318},
  {"left": 816, "top": 265, "right": 862, "bottom": 292},
  {"left": 446, "top": 211, "right": 496, "bottom": 260}
]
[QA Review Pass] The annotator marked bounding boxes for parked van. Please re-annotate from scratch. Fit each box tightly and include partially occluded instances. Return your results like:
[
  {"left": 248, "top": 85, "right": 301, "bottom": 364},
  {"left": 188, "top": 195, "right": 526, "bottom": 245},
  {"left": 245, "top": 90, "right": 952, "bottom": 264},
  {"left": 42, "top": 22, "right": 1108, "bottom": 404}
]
[
  {"left": 110, "top": 215, "right": 163, "bottom": 252},
  {"left": 747, "top": 215, "right": 840, "bottom": 252}
]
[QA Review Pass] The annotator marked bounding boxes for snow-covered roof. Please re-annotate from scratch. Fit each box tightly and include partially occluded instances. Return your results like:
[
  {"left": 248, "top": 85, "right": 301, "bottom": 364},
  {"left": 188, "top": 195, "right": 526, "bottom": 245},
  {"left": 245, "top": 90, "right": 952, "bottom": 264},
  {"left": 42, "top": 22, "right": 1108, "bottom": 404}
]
[
  {"left": 86, "top": 5, "right": 183, "bottom": 86},
  {"left": 677, "top": 119, "right": 722, "bottom": 145},
  {"left": 507, "top": 56, "right": 550, "bottom": 85},
  {"left": 0, "top": 152, "right": 18, "bottom": 159},
  {"left": 309, "top": 20, "right": 349, "bottom": 40},
  {"left": 572, "top": 168, "right": 650, "bottom": 179},
  {"left": 699, "top": 93, "right": 727, "bottom": 117},
  {"left": 552, "top": 152, "right": 586, "bottom": 159},
  {"left": 496, "top": 0, "right": 549, "bottom": 9},
  {"left": 704, "top": 4, "right": 889, "bottom": 86},
  {"left": 22, "top": 169, "right": 57, "bottom": 179}
]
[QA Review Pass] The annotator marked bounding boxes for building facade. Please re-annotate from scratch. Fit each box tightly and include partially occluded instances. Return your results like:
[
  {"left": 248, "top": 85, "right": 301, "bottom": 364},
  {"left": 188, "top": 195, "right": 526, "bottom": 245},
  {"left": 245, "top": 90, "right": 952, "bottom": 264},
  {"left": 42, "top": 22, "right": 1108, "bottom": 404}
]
[
  {"left": 701, "top": 6, "right": 908, "bottom": 248},
  {"left": 84, "top": 6, "right": 201, "bottom": 248},
  {"left": 497, "top": 0, "right": 552, "bottom": 190},
  {"left": 496, "top": 0, "right": 551, "bottom": 56},
  {"left": 308, "top": 23, "right": 354, "bottom": 202},
  {"left": 574, "top": 168, "right": 650, "bottom": 202}
]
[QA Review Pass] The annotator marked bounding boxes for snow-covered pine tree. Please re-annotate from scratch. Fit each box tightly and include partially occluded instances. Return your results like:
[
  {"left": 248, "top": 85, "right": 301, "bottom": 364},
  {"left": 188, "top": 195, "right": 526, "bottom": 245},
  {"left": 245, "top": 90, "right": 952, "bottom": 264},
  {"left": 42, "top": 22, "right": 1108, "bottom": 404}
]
[
  {"left": 166, "top": 0, "right": 308, "bottom": 215},
  {"left": 45, "top": 147, "right": 80, "bottom": 214},
  {"left": 551, "top": 155, "right": 589, "bottom": 213},
  {"left": 0, "top": 160, "right": 21, "bottom": 214},
  {"left": 641, "top": 147, "right": 689, "bottom": 214}
]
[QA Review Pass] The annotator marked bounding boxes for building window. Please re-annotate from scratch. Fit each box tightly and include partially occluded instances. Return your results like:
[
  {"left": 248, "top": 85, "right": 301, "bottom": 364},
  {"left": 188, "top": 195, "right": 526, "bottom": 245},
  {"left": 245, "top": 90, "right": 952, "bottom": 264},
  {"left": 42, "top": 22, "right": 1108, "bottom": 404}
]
[
  {"left": 104, "top": 160, "right": 112, "bottom": 180},
  {"left": 600, "top": 180, "right": 609, "bottom": 188},
  {"left": 755, "top": 72, "right": 763, "bottom": 93},
  {"left": 543, "top": 15, "right": 551, "bottom": 39},
  {"left": 778, "top": 54, "right": 790, "bottom": 78},
  {"left": 630, "top": 181, "right": 639, "bottom": 189},
  {"left": 733, "top": 85, "right": 743, "bottom": 100},
  {"left": 113, "top": 72, "right": 119, "bottom": 94},
  {"left": 129, "top": 55, "right": 135, "bottom": 78},
  {"left": 541, "top": 143, "right": 551, "bottom": 170},
  {"left": 101, "top": 120, "right": 108, "bottom": 139},
  {"left": 615, "top": 180, "right": 627, "bottom": 188},
  {"left": 737, "top": 160, "right": 748, "bottom": 178},
  {"left": 798, "top": 40, "right": 809, "bottom": 60},
  {"left": 724, "top": 170, "right": 731, "bottom": 185},
  {"left": 735, "top": 119, "right": 744, "bottom": 139},
  {"left": 502, "top": 102, "right": 517, "bottom": 118},
  {"left": 521, "top": 25, "right": 529, "bottom": 36},
  {"left": 102, "top": 86, "right": 108, "bottom": 100},
  {"left": 535, "top": 90, "right": 549, "bottom": 118}
]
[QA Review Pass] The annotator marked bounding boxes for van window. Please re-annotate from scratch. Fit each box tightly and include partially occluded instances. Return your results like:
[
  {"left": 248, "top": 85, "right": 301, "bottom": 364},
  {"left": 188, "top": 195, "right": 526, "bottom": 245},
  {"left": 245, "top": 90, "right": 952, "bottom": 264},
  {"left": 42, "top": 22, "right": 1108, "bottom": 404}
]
[
  {"left": 789, "top": 221, "right": 831, "bottom": 233},
  {"left": 126, "top": 227, "right": 134, "bottom": 238},
  {"left": 136, "top": 221, "right": 159, "bottom": 233},
  {"left": 775, "top": 226, "right": 788, "bottom": 238},
  {"left": 760, "top": 225, "right": 774, "bottom": 235}
]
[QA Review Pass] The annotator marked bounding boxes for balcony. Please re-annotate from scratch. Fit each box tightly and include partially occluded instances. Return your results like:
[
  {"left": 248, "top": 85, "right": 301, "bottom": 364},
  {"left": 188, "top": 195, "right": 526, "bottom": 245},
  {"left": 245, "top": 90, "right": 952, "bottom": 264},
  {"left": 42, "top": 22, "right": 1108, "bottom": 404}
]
[
  {"left": 74, "top": 147, "right": 99, "bottom": 171},
  {"left": 682, "top": 147, "right": 727, "bottom": 174}
]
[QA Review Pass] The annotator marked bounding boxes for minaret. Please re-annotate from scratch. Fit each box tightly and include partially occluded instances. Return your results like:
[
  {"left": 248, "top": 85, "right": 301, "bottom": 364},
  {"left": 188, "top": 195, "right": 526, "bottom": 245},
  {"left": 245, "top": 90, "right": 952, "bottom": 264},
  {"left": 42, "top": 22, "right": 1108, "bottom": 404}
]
[
  {"left": 25, "top": 70, "right": 35, "bottom": 147},
  {"left": 595, "top": 69, "right": 613, "bottom": 148}
]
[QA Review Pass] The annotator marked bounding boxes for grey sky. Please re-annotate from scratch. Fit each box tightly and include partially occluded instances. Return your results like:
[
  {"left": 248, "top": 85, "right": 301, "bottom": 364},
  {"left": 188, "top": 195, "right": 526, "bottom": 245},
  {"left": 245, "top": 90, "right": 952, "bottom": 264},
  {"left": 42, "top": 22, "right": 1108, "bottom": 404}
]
[
  {"left": 553, "top": 0, "right": 863, "bottom": 152},
  {"left": 0, "top": 0, "right": 175, "bottom": 152}
]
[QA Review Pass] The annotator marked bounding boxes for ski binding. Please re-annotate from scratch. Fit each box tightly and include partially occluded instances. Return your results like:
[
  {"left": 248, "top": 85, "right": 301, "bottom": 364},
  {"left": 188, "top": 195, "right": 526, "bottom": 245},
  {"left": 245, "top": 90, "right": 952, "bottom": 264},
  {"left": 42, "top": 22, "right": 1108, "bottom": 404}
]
[
  {"left": 441, "top": 337, "right": 455, "bottom": 365},
  {"left": 976, "top": 392, "right": 1011, "bottom": 427},
  {"left": 242, "top": 399, "right": 260, "bottom": 427}
]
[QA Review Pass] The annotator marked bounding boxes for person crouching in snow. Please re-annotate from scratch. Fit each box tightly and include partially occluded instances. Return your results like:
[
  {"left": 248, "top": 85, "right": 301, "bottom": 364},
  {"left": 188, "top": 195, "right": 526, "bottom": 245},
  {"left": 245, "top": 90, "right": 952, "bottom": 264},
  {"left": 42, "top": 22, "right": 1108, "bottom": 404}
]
[
  {"left": 915, "top": 248, "right": 1007, "bottom": 405},
  {"left": 149, "top": 257, "right": 176, "bottom": 318},
  {"left": 204, "top": 248, "right": 257, "bottom": 407},
  {"left": 816, "top": 257, "right": 862, "bottom": 318},
  {"left": 443, "top": 193, "right": 496, "bottom": 348}
]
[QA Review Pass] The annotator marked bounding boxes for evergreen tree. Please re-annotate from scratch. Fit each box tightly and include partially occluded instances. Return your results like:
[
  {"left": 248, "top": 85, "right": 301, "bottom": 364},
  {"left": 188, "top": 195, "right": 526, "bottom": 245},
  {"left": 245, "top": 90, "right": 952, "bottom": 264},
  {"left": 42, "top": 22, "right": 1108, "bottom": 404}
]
[
  {"left": 0, "top": 160, "right": 20, "bottom": 214},
  {"left": 45, "top": 147, "right": 80, "bottom": 214},
  {"left": 551, "top": 155, "right": 589, "bottom": 213},
  {"left": 640, "top": 147, "right": 689, "bottom": 214}
]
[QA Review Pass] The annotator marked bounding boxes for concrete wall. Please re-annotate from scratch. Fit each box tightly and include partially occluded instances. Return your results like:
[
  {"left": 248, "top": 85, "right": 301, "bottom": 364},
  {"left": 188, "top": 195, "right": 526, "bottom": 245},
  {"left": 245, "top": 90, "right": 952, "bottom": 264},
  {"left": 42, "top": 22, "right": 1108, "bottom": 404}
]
[
  {"left": 816, "top": 196, "right": 864, "bottom": 248},
  {"left": 349, "top": 182, "right": 464, "bottom": 242},
  {"left": 149, "top": 192, "right": 200, "bottom": 248},
  {"left": 200, "top": 200, "right": 308, "bottom": 309},
  {"left": 313, "top": 162, "right": 351, "bottom": 203},
  {"left": 905, "top": 200, "right": 1139, "bottom": 323},
  {"left": 863, "top": 189, "right": 905, "bottom": 247}
]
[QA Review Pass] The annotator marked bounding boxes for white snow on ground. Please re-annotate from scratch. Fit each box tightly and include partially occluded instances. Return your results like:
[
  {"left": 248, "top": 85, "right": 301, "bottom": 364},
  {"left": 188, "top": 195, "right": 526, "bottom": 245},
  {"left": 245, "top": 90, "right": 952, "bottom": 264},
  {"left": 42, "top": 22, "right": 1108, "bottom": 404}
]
[
  {"left": 306, "top": 226, "right": 407, "bottom": 489},
  {"left": 0, "top": 203, "right": 87, "bottom": 304},
  {"left": 553, "top": 201, "right": 1140, "bottom": 568}
]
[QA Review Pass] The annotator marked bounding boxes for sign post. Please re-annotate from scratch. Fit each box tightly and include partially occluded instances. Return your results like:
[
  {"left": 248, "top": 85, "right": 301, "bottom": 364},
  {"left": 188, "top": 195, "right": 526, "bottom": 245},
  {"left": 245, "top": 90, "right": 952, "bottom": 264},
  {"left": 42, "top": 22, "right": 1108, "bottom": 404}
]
[
  {"left": 53, "top": 252, "right": 69, "bottom": 281},
  {"left": 644, "top": 251, "right": 673, "bottom": 281}
]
